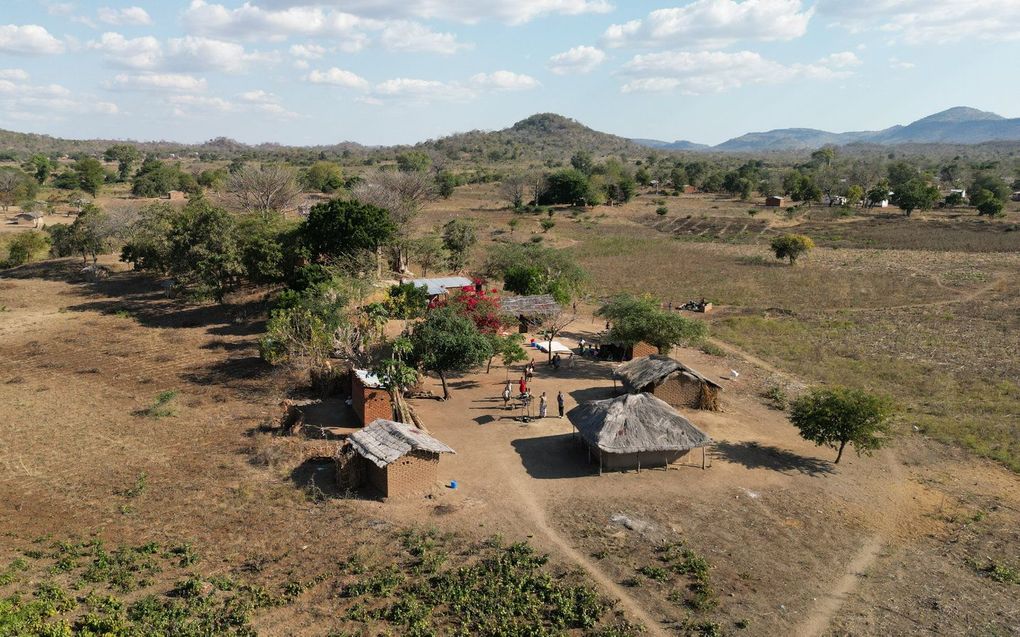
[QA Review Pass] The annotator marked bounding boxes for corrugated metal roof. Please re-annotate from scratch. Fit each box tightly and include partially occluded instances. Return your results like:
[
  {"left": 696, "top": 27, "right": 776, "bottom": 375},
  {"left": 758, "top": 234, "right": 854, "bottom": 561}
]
[
  {"left": 348, "top": 419, "right": 456, "bottom": 468},
  {"left": 409, "top": 277, "right": 474, "bottom": 296},
  {"left": 354, "top": 368, "right": 384, "bottom": 389},
  {"left": 567, "top": 393, "right": 711, "bottom": 454}
]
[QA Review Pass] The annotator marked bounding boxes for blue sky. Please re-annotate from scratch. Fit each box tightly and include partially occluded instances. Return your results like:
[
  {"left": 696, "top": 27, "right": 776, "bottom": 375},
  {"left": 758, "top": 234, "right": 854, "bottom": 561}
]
[{"left": 1, "top": 0, "right": 1019, "bottom": 146}]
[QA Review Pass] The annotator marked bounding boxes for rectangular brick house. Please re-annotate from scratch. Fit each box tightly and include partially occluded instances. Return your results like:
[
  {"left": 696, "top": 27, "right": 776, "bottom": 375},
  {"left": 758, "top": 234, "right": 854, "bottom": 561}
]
[
  {"left": 352, "top": 369, "right": 393, "bottom": 427},
  {"left": 346, "top": 420, "right": 455, "bottom": 498},
  {"left": 615, "top": 354, "right": 722, "bottom": 411}
]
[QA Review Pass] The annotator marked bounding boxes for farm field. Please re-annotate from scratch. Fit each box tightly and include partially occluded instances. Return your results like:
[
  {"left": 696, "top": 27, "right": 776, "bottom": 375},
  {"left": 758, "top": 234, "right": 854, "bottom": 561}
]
[{"left": 2, "top": 184, "right": 1019, "bottom": 636}]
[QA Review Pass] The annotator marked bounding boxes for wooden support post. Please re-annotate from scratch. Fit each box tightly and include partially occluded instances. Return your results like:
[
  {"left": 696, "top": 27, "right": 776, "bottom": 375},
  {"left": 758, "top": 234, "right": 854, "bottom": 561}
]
[
  {"left": 702, "top": 446, "right": 706, "bottom": 470},
  {"left": 637, "top": 452, "right": 641, "bottom": 473},
  {"left": 598, "top": 451, "right": 603, "bottom": 476}
]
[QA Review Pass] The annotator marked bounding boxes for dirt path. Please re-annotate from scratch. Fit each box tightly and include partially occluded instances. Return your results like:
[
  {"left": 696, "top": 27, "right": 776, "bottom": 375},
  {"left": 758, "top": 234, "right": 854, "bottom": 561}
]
[
  {"left": 793, "top": 534, "right": 884, "bottom": 637},
  {"left": 835, "top": 272, "right": 1006, "bottom": 312},
  {"left": 706, "top": 337, "right": 789, "bottom": 378},
  {"left": 492, "top": 449, "right": 671, "bottom": 637}
]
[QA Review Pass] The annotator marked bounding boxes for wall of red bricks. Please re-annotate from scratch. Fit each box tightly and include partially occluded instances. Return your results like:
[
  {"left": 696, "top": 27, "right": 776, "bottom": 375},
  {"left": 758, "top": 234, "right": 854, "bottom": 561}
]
[
  {"left": 365, "top": 450, "right": 440, "bottom": 498},
  {"left": 352, "top": 374, "right": 393, "bottom": 427},
  {"left": 631, "top": 341, "right": 659, "bottom": 359}
]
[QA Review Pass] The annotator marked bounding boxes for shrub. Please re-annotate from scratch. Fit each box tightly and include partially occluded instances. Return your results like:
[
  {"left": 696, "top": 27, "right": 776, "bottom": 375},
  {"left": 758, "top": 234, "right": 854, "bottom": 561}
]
[{"left": 770, "top": 234, "right": 815, "bottom": 265}]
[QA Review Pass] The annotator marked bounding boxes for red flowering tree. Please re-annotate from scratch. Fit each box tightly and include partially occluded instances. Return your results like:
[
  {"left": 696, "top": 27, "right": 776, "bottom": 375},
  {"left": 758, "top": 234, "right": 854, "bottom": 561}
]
[{"left": 430, "top": 282, "right": 525, "bottom": 373}]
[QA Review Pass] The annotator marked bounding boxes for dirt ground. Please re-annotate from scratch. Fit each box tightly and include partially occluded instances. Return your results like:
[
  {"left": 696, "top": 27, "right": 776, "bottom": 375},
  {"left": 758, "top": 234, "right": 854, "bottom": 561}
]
[{"left": 2, "top": 254, "right": 1019, "bottom": 635}]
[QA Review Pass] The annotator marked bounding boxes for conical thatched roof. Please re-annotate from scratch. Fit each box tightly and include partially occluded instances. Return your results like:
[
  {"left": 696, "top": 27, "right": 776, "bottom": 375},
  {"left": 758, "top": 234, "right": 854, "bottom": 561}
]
[
  {"left": 348, "top": 419, "right": 455, "bottom": 468},
  {"left": 616, "top": 355, "right": 722, "bottom": 391},
  {"left": 567, "top": 393, "right": 711, "bottom": 454}
]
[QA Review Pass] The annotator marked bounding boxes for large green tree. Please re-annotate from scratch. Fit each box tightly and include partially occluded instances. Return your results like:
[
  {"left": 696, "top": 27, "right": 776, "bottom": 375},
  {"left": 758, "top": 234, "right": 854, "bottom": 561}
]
[
  {"left": 894, "top": 178, "right": 940, "bottom": 217},
  {"left": 789, "top": 387, "right": 893, "bottom": 464},
  {"left": 407, "top": 306, "right": 493, "bottom": 400},
  {"left": 104, "top": 144, "right": 141, "bottom": 182},
  {"left": 484, "top": 243, "right": 588, "bottom": 305},
  {"left": 597, "top": 294, "right": 707, "bottom": 355},
  {"left": 303, "top": 161, "right": 344, "bottom": 193},
  {"left": 301, "top": 198, "right": 396, "bottom": 264},
  {"left": 539, "top": 169, "right": 596, "bottom": 206},
  {"left": 442, "top": 219, "right": 476, "bottom": 271},
  {"left": 166, "top": 200, "right": 244, "bottom": 301},
  {"left": 73, "top": 158, "right": 106, "bottom": 197}
]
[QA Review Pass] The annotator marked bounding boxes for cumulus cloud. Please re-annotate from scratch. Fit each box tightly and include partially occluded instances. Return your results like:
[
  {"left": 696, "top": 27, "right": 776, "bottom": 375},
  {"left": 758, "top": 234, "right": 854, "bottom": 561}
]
[
  {"left": 548, "top": 46, "right": 606, "bottom": 75},
  {"left": 604, "top": 0, "right": 812, "bottom": 49},
  {"left": 817, "top": 51, "right": 861, "bottom": 68},
  {"left": 0, "top": 24, "right": 66, "bottom": 55},
  {"left": 818, "top": 0, "right": 1020, "bottom": 43},
  {"left": 0, "top": 69, "right": 30, "bottom": 81},
  {"left": 88, "top": 33, "right": 274, "bottom": 73},
  {"left": 373, "top": 78, "right": 475, "bottom": 102},
  {"left": 249, "top": 0, "right": 613, "bottom": 25},
  {"left": 889, "top": 57, "right": 915, "bottom": 70},
  {"left": 184, "top": 1, "right": 464, "bottom": 54},
  {"left": 306, "top": 67, "right": 370, "bottom": 90},
  {"left": 107, "top": 72, "right": 208, "bottom": 92},
  {"left": 97, "top": 6, "right": 153, "bottom": 26},
  {"left": 290, "top": 43, "right": 327, "bottom": 59},
  {"left": 468, "top": 71, "right": 540, "bottom": 91},
  {"left": 0, "top": 72, "right": 118, "bottom": 118},
  {"left": 619, "top": 49, "right": 853, "bottom": 94}
]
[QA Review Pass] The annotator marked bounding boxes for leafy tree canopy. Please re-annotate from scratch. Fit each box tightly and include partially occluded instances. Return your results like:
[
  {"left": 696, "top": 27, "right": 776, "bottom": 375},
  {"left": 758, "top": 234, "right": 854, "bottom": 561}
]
[
  {"left": 789, "top": 386, "right": 893, "bottom": 463},
  {"left": 407, "top": 306, "right": 493, "bottom": 399},
  {"left": 596, "top": 293, "right": 707, "bottom": 354}
]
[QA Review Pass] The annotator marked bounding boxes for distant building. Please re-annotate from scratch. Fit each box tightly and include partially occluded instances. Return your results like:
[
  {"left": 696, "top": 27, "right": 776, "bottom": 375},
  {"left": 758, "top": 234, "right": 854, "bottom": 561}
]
[
  {"left": 167, "top": 190, "right": 187, "bottom": 201},
  {"left": 351, "top": 369, "right": 392, "bottom": 427},
  {"left": 765, "top": 196, "right": 784, "bottom": 207},
  {"left": 409, "top": 276, "right": 474, "bottom": 298}
]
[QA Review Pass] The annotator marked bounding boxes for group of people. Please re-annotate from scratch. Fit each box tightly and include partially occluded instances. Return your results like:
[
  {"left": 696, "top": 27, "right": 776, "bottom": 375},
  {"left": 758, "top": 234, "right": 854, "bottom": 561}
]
[
  {"left": 576, "top": 337, "right": 600, "bottom": 357},
  {"left": 503, "top": 368, "right": 565, "bottom": 420}
]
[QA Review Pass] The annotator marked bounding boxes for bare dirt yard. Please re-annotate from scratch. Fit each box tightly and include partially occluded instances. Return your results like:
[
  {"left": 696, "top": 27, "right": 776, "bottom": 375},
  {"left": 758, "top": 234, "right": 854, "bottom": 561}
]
[{"left": 2, "top": 187, "right": 1019, "bottom": 635}]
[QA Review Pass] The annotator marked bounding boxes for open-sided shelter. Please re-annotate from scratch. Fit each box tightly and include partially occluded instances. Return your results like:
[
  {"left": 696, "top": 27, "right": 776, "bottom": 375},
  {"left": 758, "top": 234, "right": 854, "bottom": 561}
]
[
  {"left": 500, "top": 294, "right": 561, "bottom": 333},
  {"left": 346, "top": 420, "right": 455, "bottom": 498},
  {"left": 567, "top": 393, "right": 711, "bottom": 473},
  {"left": 615, "top": 355, "right": 722, "bottom": 411}
]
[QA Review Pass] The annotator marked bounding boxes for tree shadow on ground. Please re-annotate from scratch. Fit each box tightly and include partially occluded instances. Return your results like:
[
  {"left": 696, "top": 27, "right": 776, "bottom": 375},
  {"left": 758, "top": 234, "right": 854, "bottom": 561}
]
[
  {"left": 511, "top": 433, "right": 597, "bottom": 480},
  {"left": 712, "top": 441, "right": 835, "bottom": 476}
]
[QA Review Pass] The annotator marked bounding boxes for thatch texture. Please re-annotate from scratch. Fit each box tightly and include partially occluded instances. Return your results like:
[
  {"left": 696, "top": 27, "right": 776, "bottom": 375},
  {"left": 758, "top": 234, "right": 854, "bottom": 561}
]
[
  {"left": 501, "top": 294, "right": 562, "bottom": 319},
  {"left": 348, "top": 419, "right": 455, "bottom": 468},
  {"left": 616, "top": 355, "right": 722, "bottom": 391},
  {"left": 567, "top": 393, "right": 711, "bottom": 454}
]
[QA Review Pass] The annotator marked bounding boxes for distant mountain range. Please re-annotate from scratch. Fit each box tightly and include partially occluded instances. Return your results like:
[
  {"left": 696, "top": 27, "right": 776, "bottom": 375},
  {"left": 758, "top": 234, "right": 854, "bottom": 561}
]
[{"left": 632, "top": 107, "right": 1020, "bottom": 152}]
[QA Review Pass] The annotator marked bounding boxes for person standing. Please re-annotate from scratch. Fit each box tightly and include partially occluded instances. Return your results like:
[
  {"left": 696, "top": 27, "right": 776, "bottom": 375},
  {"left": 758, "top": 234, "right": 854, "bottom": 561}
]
[
  {"left": 539, "top": 392, "right": 548, "bottom": 419},
  {"left": 519, "top": 376, "right": 527, "bottom": 396},
  {"left": 502, "top": 382, "right": 512, "bottom": 410},
  {"left": 557, "top": 391, "right": 565, "bottom": 418}
]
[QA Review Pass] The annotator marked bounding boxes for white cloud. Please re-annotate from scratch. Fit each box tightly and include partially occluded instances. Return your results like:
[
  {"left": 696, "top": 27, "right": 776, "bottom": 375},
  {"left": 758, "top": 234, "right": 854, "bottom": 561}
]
[
  {"left": 0, "top": 69, "right": 30, "bottom": 81},
  {"left": 184, "top": 1, "right": 464, "bottom": 53},
  {"left": 88, "top": 33, "right": 273, "bottom": 73},
  {"left": 290, "top": 43, "right": 327, "bottom": 59},
  {"left": 306, "top": 67, "right": 370, "bottom": 90},
  {"left": 818, "top": 0, "right": 1020, "bottom": 43},
  {"left": 239, "top": 89, "right": 276, "bottom": 103},
  {"left": 889, "top": 57, "right": 915, "bottom": 70},
  {"left": 248, "top": 0, "right": 613, "bottom": 25},
  {"left": 169, "top": 94, "right": 236, "bottom": 112},
  {"left": 378, "top": 21, "right": 467, "bottom": 54},
  {"left": 45, "top": 3, "right": 76, "bottom": 17},
  {"left": 469, "top": 71, "right": 540, "bottom": 91},
  {"left": 97, "top": 6, "right": 153, "bottom": 26},
  {"left": 619, "top": 49, "right": 852, "bottom": 94},
  {"left": 107, "top": 72, "right": 208, "bottom": 92},
  {"left": 373, "top": 78, "right": 475, "bottom": 102},
  {"left": 0, "top": 25, "right": 66, "bottom": 55},
  {"left": 548, "top": 45, "right": 606, "bottom": 75},
  {"left": 818, "top": 51, "right": 861, "bottom": 68},
  {"left": 604, "top": 0, "right": 812, "bottom": 49}
]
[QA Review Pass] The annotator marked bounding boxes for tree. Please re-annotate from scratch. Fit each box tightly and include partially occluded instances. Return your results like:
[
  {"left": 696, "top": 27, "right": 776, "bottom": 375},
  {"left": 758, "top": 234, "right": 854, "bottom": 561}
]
[
  {"left": 23, "top": 155, "right": 53, "bottom": 184},
  {"left": 975, "top": 196, "right": 1004, "bottom": 218},
  {"left": 499, "top": 174, "right": 527, "bottom": 211},
  {"left": 894, "top": 177, "right": 940, "bottom": 216},
  {"left": 540, "top": 169, "right": 595, "bottom": 206},
  {"left": 301, "top": 198, "right": 396, "bottom": 266},
  {"left": 260, "top": 277, "right": 362, "bottom": 367},
  {"left": 0, "top": 169, "right": 36, "bottom": 215},
  {"left": 789, "top": 387, "right": 892, "bottom": 463},
  {"left": 770, "top": 234, "right": 815, "bottom": 265},
  {"left": 104, "top": 144, "right": 141, "bottom": 182},
  {"left": 303, "top": 161, "right": 344, "bottom": 193},
  {"left": 386, "top": 282, "right": 430, "bottom": 319},
  {"left": 166, "top": 200, "right": 244, "bottom": 301},
  {"left": 570, "top": 151, "right": 593, "bottom": 175},
  {"left": 969, "top": 173, "right": 1010, "bottom": 205},
  {"left": 597, "top": 294, "right": 707, "bottom": 355},
  {"left": 4, "top": 230, "right": 51, "bottom": 266},
  {"left": 442, "top": 219, "right": 476, "bottom": 271},
  {"left": 65, "top": 204, "right": 112, "bottom": 265},
  {"left": 408, "top": 233, "right": 447, "bottom": 277},
  {"left": 74, "top": 158, "right": 106, "bottom": 197},
  {"left": 353, "top": 170, "right": 437, "bottom": 272},
  {"left": 435, "top": 171, "right": 457, "bottom": 199},
  {"left": 132, "top": 156, "right": 193, "bottom": 198},
  {"left": 944, "top": 191, "right": 965, "bottom": 208},
  {"left": 407, "top": 306, "right": 493, "bottom": 399},
  {"left": 396, "top": 151, "right": 432, "bottom": 173},
  {"left": 865, "top": 180, "right": 891, "bottom": 208},
  {"left": 120, "top": 203, "right": 178, "bottom": 272},
  {"left": 886, "top": 161, "right": 917, "bottom": 193},
  {"left": 227, "top": 164, "right": 300, "bottom": 218},
  {"left": 484, "top": 243, "right": 588, "bottom": 304},
  {"left": 846, "top": 184, "right": 864, "bottom": 207}
]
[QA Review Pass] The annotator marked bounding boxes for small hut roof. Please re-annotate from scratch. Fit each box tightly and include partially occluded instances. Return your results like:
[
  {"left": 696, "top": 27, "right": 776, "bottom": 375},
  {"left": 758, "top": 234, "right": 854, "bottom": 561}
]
[
  {"left": 616, "top": 355, "right": 722, "bottom": 390},
  {"left": 410, "top": 276, "right": 473, "bottom": 296},
  {"left": 501, "top": 294, "right": 561, "bottom": 319},
  {"left": 567, "top": 393, "right": 711, "bottom": 454},
  {"left": 348, "top": 419, "right": 455, "bottom": 468}
]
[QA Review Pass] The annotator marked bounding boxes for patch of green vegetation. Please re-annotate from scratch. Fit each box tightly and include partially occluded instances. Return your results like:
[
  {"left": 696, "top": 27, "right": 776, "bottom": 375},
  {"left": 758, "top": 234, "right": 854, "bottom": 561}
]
[
  {"left": 659, "top": 542, "right": 717, "bottom": 612},
  {"left": 973, "top": 560, "right": 1020, "bottom": 585},
  {"left": 142, "top": 390, "right": 179, "bottom": 419}
]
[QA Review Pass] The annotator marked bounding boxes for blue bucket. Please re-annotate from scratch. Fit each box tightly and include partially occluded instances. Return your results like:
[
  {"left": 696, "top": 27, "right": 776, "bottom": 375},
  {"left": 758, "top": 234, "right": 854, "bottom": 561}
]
[{"left": 450, "top": 480, "right": 458, "bottom": 489}]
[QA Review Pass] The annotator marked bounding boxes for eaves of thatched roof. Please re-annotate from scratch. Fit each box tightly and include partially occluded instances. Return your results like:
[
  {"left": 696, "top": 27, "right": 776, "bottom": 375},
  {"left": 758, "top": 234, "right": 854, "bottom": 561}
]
[
  {"left": 500, "top": 294, "right": 561, "bottom": 319},
  {"left": 567, "top": 393, "right": 711, "bottom": 454},
  {"left": 616, "top": 355, "right": 722, "bottom": 391},
  {"left": 348, "top": 419, "right": 455, "bottom": 468}
]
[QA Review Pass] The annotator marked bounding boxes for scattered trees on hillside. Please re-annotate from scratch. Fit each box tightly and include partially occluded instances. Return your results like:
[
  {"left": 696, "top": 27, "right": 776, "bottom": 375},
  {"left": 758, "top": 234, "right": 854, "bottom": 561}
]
[
  {"left": 483, "top": 243, "right": 589, "bottom": 304},
  {"left": 227, "top": 164, "right": 301, "bottom": 218},
  {"left": 442, "top": 219, "right": 476, "bottom": 271},
  {"left": 597, "top": 294, "right": 707, "bottom": 354},
  {"left": 789, "top": 387, "right": 893, "bottom": 464},
  {"left": 104, "top": 144, "right": 141, "bottom": 182},
  {"left": 770, "top": 234, "right": 815, "bottom": 265}
]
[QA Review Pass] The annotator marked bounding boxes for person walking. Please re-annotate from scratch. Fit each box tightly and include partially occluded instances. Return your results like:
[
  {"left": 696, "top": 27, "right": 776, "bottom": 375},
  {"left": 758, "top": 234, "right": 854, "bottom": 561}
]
[
  {"left": 557, "top": 390, "right": 565, "bottom": 418},
  {"left": 539, "top": 392, "right": 548, "bottom": 419},
  {"left": 578, "top": 337, "right": 586, "bottom": 354},
  {"left": 552, "top": 353, "right": 561, "bottom": 371},
  {"left": 525, "top": 360, "right": 535, "bottom": 381},
  {"left": 519, "top": 376, "right": 527, "bottom": 396},
  {"left": 502, "top": 382, "right": 512, "bottom": 410}
]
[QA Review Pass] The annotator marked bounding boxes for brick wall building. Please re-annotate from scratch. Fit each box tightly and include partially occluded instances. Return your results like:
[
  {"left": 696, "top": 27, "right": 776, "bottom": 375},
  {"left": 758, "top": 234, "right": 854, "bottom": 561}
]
[
  {"left": 630, "top": 341, "right": 658, "bottom": 359},
  {"left": 346, "top": 420, "right": 455, "bottom": 500},
  {"left": 365, "top": 450, "right": 441, "bottom": 498},
  {"left": 616, "top": 355, "right": 721, "bottom": 411},
  {"left": 352, "top": 370, "right": 392, "bottom": 427}
]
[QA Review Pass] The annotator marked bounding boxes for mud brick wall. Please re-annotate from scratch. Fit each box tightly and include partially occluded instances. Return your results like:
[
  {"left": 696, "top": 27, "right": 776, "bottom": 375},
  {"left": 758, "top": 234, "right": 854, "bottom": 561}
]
[
  {"left": 652, "top": 375, "right": 704, "bottom": 409},
  {"left": 352, "top": 374, "right": 392, "bottom": 427},
  {"left": 366, "top": 451, "right": 439, "bottom": 498}
]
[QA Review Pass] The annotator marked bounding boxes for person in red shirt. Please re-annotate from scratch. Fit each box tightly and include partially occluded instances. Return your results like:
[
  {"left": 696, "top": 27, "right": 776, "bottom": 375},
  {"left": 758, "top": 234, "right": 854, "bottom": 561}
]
[{"left": 519, "top": 376, "right": 527, "bottom": 395}]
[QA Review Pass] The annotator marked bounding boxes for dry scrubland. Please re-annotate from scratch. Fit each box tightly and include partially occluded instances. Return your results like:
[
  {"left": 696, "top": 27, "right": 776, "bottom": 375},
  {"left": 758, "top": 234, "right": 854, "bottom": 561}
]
[{"left": 1, "top": 183, "right": 1019, "bottom": 636}]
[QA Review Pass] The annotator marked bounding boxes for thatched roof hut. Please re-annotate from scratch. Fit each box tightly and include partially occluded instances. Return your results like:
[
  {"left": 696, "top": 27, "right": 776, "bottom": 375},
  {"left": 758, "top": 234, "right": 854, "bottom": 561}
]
[
  {"left": 500, "top": 294, "right": 561, "bottom": 332},
  {"left": 345, "top": 419, "right": 455, "bottom": 498},
  {"left": 615, "top": 355, "right": 721, "bottom": 411},
  {"left": 567, "top": 393, "right": 711, "bottom": 473}
]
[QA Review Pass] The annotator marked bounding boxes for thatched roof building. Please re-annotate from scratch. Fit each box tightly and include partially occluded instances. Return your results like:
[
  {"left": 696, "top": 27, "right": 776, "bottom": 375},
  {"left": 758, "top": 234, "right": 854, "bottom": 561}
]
[
  {"left": 345, "top": 419, "right": 455, "bottom": 498},
  {"left": 567, "top": 393, "right": 711, "bottom": 473},
  {"left": 501, "top": 294, "right": 561, "bottom": 332},
  {"left": 615, "top": 355, "right": 721, "bottom": 411}
]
